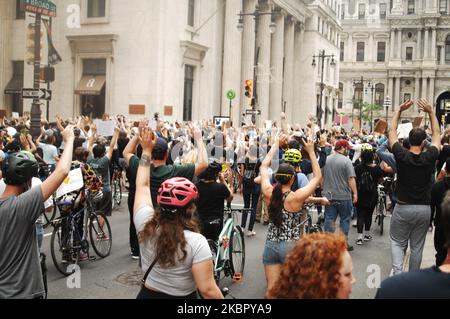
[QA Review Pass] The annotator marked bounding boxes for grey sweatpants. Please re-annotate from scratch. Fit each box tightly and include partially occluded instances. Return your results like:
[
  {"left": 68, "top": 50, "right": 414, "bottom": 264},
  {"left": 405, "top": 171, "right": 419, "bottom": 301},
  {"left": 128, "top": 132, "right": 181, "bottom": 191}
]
[{"left": 390, "top": 204, "right": 431, "bottom": 275}]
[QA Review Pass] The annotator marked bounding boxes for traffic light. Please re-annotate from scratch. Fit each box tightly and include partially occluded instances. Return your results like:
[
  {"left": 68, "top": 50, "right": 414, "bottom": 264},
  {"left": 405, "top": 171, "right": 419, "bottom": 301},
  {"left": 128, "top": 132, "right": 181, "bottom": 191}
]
[
  {"left": 25, "top": 23, "right": 43, "bottom": 65},
  {"left": 245, "top": 80, "right": 253, "bottom": 98}
]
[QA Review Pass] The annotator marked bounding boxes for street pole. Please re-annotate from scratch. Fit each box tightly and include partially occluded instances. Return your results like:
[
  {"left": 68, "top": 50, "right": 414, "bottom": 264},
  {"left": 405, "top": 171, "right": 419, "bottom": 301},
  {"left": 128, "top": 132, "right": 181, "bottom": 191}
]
[
  {"left": 46, "top": 17, "right": 52, "bottom": 122},
  {"left": 319, "top": 50, "right": 325, "bottom": 129},
  {"left": 359, "top": 76, "right": 363, "bottom": 132},
  {"left": 370, "top": 86, "right": 374, "bottom": 133},
  {"left": 252, "top": 10, "right": 259, "bottom": 125},
  {"left": 31, "top": 13, "right": 42, "bottom": 138}
]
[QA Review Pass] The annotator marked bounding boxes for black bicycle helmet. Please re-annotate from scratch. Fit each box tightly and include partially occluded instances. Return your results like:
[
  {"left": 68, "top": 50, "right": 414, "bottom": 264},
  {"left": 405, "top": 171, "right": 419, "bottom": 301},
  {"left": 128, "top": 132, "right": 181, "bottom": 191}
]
[
  {"left": 3, "top": 151, "right": 39, "bottom": 185},
  {"left": 198, "top": 161, "right": 222, "bottom": 180}
]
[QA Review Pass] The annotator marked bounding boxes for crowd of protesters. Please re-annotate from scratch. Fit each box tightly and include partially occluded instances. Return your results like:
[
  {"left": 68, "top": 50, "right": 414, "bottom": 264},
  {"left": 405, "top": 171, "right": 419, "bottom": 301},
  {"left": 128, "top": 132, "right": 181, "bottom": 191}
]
[{"left": 0, "top": 97, "right": 450, "bottom": 299}]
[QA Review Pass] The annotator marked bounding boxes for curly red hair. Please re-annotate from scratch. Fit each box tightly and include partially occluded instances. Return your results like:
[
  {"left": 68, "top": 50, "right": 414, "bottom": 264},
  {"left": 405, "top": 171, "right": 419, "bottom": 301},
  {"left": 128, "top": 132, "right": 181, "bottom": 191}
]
[{"left": 267, "top": 232, "right": 348, "bottom": 299}]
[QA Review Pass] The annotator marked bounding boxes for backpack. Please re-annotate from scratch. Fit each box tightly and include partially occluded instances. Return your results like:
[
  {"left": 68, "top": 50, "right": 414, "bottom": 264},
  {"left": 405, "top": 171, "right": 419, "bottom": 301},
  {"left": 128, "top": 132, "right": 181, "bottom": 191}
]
[
  {"left": 357, "top": 167, "right": 375, "bottom": 194},
  {"left": 242, "top": 160, "right": 257, "bottom": 187}
]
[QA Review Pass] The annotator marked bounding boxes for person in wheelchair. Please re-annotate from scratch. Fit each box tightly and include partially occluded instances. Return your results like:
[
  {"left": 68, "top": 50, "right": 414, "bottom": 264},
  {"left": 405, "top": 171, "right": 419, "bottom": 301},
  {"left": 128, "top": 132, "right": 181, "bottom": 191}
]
[{"left": 196, "top": 161, "right": 233, "bottom": 242}]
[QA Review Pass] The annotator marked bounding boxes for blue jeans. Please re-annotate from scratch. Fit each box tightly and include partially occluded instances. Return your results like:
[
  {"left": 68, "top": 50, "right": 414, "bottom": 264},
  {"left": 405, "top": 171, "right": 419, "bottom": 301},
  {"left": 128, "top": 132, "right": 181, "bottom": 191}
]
[{"left": 324, "top": 200, "right": 353, "bottom": 236}]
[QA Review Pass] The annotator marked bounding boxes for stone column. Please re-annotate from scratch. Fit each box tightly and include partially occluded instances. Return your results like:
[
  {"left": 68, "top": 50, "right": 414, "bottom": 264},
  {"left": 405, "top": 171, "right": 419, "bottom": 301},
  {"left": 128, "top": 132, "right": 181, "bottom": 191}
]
[
  {"left": 222, "top": 0, "right": 243, "bottom": 123},
  {"left": 348, "top": 33, "right": 353, "bottom": 61},
  {"left": 390, "top": 29, "right": 396, "bottom": 60},
  {"left": 414, "top": 77, "right": 421, "bottom": 110},
  {"left": 395, "top": 77, "right": 401, "bottom": 110},
  {"left": 417, "top": 28, "right": 422, "bottom": 60},
  {"left": 429, "top": 77, "right": 435, "bottom": 103},
  {"left": 293, "top": 22, "right": 305, "bottom": 124},
  {"left": 240, "top": 0, "right": 257, "bottom": 113},
  {"left": 431, "top": 28, "right": 437, "bottom": 60},
  {"left": 397, "top": 29, "right": 402, "bottom": 59},
  {"left": 388, "top": 77, "right": 394, "bottom": 103},
  {"left": 368, "top": 33, "right": 374, "bottom": 62},
  {"left": 269, "top": 12, "right": 284, "bottom": 120},
  {"left": 256, "top": 1, "right": 272, "bottom": 123},
  {"left": 283, "top": 16, "right": 295, "bottom": 121},
  {"left": 424, "top": 28, "right": 429, "bottom": 59},
  {"left": 421, "top": 78, "right": 428, "bottom": 100}
]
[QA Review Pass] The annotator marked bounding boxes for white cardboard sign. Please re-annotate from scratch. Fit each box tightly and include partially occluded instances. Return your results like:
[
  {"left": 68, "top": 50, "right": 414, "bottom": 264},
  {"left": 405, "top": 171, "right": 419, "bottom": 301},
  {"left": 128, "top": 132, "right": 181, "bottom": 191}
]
[{"left": 56, "top": 168, "right": 84, "bottom": 198}]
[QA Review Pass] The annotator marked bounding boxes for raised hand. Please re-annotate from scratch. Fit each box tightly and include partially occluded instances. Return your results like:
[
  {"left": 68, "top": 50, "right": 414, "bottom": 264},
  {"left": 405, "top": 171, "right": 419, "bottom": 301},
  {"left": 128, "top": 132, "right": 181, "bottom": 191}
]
[
  {"left": 399, "top": 100, "right": 414, "bottom": 113},
  {"left": 140, "top": 127, "right": 157, "bottom": 154},
  {"left": 417, "top": 99, "right": 433, "bottom": 114},
  {"left": 62, "top": 125, "right": 75, "bottom": 143}
]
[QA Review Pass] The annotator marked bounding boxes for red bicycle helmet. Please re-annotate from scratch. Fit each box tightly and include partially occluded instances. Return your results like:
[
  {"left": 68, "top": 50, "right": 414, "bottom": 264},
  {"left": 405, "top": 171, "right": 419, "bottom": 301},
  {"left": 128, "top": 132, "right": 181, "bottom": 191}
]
[{"left": 157, "top": 177, "right": 198, "bottom": 208}]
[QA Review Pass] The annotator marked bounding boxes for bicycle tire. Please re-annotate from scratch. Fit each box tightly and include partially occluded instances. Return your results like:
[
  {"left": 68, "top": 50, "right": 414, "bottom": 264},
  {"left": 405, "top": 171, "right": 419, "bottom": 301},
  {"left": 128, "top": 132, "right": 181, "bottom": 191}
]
[
  {"left": 89, "top": 213, "right": 112, "bottom": 258},
  {"left": 379, "top": 198, "right": 385, "bottom": 236},
  {"left": 229, "top": 226, "right": 245, "bottom": 280},
  {"left": 115, "top": 177, "right": 122, "bottom": 206},
  {"left": 50, "top": 221, "right": 79, "bottom": 277}
]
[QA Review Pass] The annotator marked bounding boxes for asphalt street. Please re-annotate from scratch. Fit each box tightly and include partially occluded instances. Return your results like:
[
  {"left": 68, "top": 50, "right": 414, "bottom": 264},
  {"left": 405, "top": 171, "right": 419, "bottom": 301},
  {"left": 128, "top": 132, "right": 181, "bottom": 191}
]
[{"left": 41, "top": 193, "right": 394, "bottom": 299}]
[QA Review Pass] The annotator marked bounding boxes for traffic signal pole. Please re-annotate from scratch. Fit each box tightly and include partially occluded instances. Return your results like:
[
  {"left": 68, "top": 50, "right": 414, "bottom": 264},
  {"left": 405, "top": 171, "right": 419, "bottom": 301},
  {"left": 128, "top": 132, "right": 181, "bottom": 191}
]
[{"left": 31, "top": 13, "right": 42, "bottom": 138}]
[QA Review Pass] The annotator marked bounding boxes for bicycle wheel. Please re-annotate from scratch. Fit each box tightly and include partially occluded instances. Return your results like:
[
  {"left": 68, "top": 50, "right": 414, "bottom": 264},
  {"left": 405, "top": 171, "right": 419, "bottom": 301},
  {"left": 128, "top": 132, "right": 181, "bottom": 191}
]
[
  {"left": 89, "top": 213, "right": 112, "bottom": 258},
  {"left": 50, "top": 221, "right": 80, "bottom": 277},
  {"left": 378, "top": 198, "right": 385, "bottom": 236},
  {"left": 114, "top": 177, "right": 122, "bottom": 207},
  {"left": 229, "top": 226, "right": 245, "bottom": 282},
  {"left": 43, "top": 197, "right": 58, "bottom": 228}
]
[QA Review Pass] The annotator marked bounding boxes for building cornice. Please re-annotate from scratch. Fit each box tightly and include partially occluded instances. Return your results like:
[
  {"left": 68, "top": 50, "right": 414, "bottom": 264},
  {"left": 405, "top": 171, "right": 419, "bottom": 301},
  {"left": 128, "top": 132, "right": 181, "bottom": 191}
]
[{"left": 272, "top": 0, "right": 312, "bottom": 23}]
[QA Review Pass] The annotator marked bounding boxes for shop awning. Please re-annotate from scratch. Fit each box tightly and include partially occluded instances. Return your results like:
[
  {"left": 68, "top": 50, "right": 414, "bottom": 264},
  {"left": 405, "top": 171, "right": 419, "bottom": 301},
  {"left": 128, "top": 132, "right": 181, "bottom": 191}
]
[
  {"left": 4, "top": 75, "right": 23, "bottom": 94},
  {"left": 74, "top": 75, "right": 105, "bottom": 95}
]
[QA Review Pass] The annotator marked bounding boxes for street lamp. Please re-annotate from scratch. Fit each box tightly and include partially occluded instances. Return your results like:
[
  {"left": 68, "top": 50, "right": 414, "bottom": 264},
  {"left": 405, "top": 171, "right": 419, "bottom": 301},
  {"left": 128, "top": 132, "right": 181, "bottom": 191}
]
[
  {"left": 237, "top": 5, "right": 278, "bottom": 124},
  {"left": 365, "top": 81, "right": 375, "bottom": 132},
  {"left": 312, "top": 50, "right": 336, "bottom": 129},
  {"left": 384, "top": 96, "right": 392, "bottom": 123}
]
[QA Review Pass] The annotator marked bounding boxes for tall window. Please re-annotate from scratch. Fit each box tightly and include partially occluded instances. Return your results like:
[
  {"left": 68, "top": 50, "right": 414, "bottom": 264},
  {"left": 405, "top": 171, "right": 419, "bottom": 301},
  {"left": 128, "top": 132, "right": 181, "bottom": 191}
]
[
  {"left": 377, "top": 42, "right": 386, "bottom": 62},
  {"left": 183, "top": 65, "right": 194, "bottom": 122},
  {"left": 83, "top": 59, "right": 107, "bottom": 75},
  {"left": 380, "top": 3, "right": 387, "bottom": 19},
  {"left": 341, "top": 4, "right": 345, "bottom": 19},
  {"left": 440, "top": 0, "right": 448, "bottom": 14},
  {"left": 354, "top": 82, "right": 363, "bottom": 103},
  {"left": 340, "top": 42, "right": 345, "bottom": 62},
  {"left": 407, "top": 0, "right": 415, "bottom": 14},
  {"left": 16, "top": 0, "right": 25, "bottom": 19},
  {"left": 375, "top": 83, "right": 385, "bottom": 106},
  {"left": 438, "top": 45, "right": 442, "bottom": 63},
  {"left": 356, "top": 42, "right": 365, "bottom": 62},
  {"left": 406, "top": 47, "right": 413, "bottom": 60},
  {"left": 87, "top": 0, "right": 106, "bottom": 18},
  {"left": 338, "top": 82, "right": 344, "bottom": 109},
  {"left": 359, "top": 4, "right": 366, "bottom": 19},
  {"left": 188, "top": 0, "right": 195, "bottom": 27},
  {"left": 446, "top": 35, "right": 450, "bottom": 61}
]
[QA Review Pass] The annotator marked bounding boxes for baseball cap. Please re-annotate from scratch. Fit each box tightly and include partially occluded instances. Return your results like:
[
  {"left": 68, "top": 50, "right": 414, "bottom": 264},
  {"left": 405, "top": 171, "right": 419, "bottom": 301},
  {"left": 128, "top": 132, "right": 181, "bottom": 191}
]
[
  {"left": 335, "top": 139, "right": 351, "bottom": 150},
  {"left": 153, "top": 138, "right": 168, "bottom": 154}
]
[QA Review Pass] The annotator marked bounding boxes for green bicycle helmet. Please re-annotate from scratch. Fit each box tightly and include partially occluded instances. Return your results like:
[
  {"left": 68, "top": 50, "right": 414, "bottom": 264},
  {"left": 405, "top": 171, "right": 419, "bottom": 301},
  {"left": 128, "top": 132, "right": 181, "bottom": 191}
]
[
  {"left": 3, "top": 151, "right": 39, "bottom": 185},
  {"left": 284, "top": 149, "right": 302, "bottom": 164}
]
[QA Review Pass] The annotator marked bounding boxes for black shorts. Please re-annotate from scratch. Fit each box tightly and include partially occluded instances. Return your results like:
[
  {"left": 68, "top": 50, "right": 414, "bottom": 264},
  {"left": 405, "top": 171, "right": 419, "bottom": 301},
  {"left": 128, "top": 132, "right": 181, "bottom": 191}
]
[
  {"left": 94, "top": 190, "right": 112, "bottom": 217},
  {"left": 137, "top": 286, "right": 197, "bottom": 299}
]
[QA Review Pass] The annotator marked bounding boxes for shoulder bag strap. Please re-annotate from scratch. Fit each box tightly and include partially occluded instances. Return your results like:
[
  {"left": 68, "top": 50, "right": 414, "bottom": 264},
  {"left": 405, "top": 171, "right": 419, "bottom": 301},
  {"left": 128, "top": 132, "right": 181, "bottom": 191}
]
[{"left": 142, "top": 257, "right": 159, "bottom": 286}]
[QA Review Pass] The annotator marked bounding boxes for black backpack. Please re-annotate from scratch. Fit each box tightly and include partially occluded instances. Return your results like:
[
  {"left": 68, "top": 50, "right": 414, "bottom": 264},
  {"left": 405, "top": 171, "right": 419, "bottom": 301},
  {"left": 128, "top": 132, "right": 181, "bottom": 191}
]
[{"left": 357, "top": 167, "right": 375, "bottom": 194}]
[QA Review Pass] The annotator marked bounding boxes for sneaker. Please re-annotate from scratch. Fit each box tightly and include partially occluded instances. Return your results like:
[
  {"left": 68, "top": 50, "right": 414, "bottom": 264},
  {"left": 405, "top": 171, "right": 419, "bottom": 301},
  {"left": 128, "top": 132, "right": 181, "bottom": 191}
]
[
  {"left": 79, "top": 252, "right": 89, "bottom": 262},
  {"left": 356, "top": 238, "right": 364, "bottom": 245},
  {"left": 97, "top": 233, "right": 110, "bottom": 241},
  {"left": 131, "top": 255, "right": 140, "bottom": 260},
  {"left": 363, "top": 235, "right": 373, "bottom": 242},
  {"left": 347, "top": 245, "right": 354, "bottom": 252},
  {"left": 263, "top": 221, "right": 270, "bottom": 226},
  {"left": 352, "top": 220, "right": 357, "bottom": 227},
  {"left": 246, "top": 231, "right": 256, "bottom": 237}
]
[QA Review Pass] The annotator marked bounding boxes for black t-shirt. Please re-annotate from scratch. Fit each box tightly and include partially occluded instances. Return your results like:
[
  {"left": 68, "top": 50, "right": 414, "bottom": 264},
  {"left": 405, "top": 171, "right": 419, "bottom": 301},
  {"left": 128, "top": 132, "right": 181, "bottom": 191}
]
[
  {"left": 196, "top": 181, "right": 230, "bottom": 221},
  {"left": 242, "top": 158, "right": 261, "bottom": 190},
  {"left": 392, "top": 142, "right": 439, "bottom": 205},
  {"left": 437, "top": 144, "right": 450, "bottom": 172},
  {"left": 117, "top": 138, "right": 129, "bottom": 159},
  {"left": 355, "top": 164, "right": 384, "bottom": 208},
  {"left": 375, "top": 267, "right": 450, "bottom": 299}
]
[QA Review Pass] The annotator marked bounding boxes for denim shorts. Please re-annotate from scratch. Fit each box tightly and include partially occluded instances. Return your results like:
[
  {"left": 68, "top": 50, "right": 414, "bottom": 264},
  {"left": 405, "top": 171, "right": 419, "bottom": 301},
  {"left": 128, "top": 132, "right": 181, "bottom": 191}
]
[{"left": 262, "top": 240, "right": 298, "bottom": 265}]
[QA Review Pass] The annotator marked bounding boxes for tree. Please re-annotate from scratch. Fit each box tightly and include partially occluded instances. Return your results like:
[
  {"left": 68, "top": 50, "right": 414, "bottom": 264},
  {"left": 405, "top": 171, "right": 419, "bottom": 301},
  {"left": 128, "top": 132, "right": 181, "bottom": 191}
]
[{"left": 361, "top": 103, "right": 383, "bottom": 122}]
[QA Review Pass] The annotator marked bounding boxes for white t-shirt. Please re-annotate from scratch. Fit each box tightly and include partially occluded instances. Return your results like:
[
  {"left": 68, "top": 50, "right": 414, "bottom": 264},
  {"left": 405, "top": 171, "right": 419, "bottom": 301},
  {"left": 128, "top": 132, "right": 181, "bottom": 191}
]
[
  {"left": 39, "top": 142, "right": 58, "bottom": 165},
  {"left": 134, "top": 205, "right": 212, "bottom": 297}
]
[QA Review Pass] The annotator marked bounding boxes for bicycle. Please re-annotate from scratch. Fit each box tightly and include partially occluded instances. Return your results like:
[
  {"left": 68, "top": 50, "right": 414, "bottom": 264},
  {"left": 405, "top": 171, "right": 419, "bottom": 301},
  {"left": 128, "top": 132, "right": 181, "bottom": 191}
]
[
  {"left": 50, "top": 191, "right": 112, "bottom": 276},
  {"left": 303, "top": 203, "right": 324, "bottom": 235},
  {"left": 374, "top": 182, "right": 388, "bottom": 236},
  {"left": 111, "top": 165, "right": 123, "bottom": 210},
  {"left": 38, "top": 164, "right": 59, "bottom": 228},
  {"left": 207, "top": 207, "right": 248, "bottom": 284}
]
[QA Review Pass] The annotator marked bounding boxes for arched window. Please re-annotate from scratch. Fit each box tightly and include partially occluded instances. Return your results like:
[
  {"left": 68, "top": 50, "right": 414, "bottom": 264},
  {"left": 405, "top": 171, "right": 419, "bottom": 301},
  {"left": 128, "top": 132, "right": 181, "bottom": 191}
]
[
  {"left": 446, "top": 35, "right": 450, "bottom": 61},
  {"left": 375, "top": 83, "right": 385, "bottom": 106}
]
